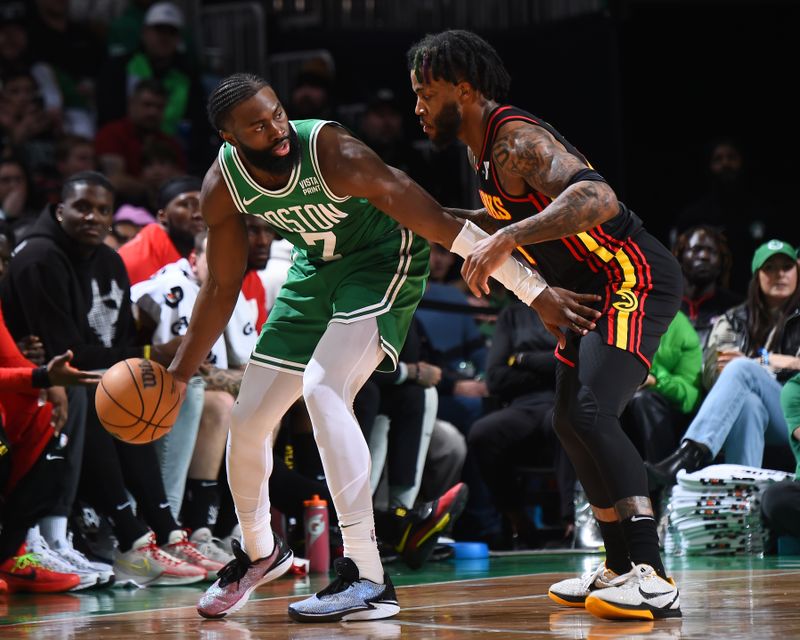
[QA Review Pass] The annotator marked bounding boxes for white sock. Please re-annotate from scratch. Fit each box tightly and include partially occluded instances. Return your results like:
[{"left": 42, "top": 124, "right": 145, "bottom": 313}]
[
  {"left": 39, "top": 516, "right": 69, "bottom": 549},
  {"left": 339, "top": 508, "right": 383, "bottom": 584}
]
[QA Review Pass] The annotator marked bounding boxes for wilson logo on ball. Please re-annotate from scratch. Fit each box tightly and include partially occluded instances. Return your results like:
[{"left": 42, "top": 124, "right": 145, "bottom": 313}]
[{"left": 138, "top": 360, "right": 158, "bottom": 388}]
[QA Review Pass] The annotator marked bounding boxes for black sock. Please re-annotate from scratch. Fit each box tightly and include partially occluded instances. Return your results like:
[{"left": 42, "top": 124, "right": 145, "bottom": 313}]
[
  {"left": 107, "top": 503, "right": 149, "bottom": 552},
  {"left": 182, "top": 479, "right": 221, "bottom": 532},
  {"left": 598, "top": 520, "right": 631, "bottom": 575},
  {"left": 620, "top": 515, "right": 667, "bottom": 579}
]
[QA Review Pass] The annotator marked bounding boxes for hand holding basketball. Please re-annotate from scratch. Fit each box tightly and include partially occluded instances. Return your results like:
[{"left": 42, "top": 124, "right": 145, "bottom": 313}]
[{"left": 95, "top": 358, "right": 183, "bottom": 444}]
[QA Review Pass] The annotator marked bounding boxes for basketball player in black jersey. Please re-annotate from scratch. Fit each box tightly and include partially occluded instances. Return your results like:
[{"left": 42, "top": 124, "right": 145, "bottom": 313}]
[{"left": 408, "top": 31, "right": 684, "bottom": 621}]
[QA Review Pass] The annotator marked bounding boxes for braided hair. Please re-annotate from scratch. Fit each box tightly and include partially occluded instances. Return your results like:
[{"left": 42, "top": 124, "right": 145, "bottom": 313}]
[
  {"left": 207, "top": 73, "right": 269, "bottom": 131},
  {"left": 407, "top": 30, "right": 511, "bottom": 101}
]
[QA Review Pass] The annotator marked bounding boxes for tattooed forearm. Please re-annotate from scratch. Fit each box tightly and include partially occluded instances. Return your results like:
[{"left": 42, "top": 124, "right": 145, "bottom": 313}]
[
  {"left": 201, "top": 366, "right": 244, "bottom": 396},
  {"left": 444, "top": 207, "right": 500, "bottom": 234},
  {"left": 500, "top": 181, "right": 618, "bottom": 245}
]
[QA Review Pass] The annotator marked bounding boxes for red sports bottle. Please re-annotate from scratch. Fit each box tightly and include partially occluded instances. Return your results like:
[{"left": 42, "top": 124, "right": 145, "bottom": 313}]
[{"left": 303, "top": 494, "right": 330, "bottom": 573}]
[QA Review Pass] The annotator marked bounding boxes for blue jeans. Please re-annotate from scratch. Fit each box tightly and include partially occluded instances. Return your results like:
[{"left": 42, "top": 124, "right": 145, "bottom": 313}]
[
  {"left": 683, "top": 358, "right": 788, "bottom": 467},
  {"left": 154, "top": 376, "right": 204, "bottom": 519}
]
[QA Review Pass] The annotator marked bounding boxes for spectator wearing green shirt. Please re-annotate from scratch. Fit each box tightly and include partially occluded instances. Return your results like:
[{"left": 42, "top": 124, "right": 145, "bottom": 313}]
[{"left": 621, "top": 310, "right": 703, "bottom": 463}]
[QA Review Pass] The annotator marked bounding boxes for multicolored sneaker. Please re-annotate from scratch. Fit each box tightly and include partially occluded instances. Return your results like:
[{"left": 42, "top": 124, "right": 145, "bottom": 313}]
[
  {"left": 113, "top": 532, "right": 206, "bottom": 588},
  {"left": 394, "top": 482, "right": 469, "bottom": 570},
  {"left": 548, "top": 562, "right": 620, "bottom": 607},
  {"left": 0, "top": 543, "right": 81, "bottom": 593},
  {"left": 26, "top": 527, "right": 99, "bottom": 591},
  {"left": 585, "top": 564, "right": 681, "bottom": 620},
  {"left": 197, "top": 533, "right": 293, "bottom": 619},
  {"left": 162, "top": 529, "right": 223, "bottom": 580},
  {"left": 288, "top": 557, "right": 399, "bottom": 622}
]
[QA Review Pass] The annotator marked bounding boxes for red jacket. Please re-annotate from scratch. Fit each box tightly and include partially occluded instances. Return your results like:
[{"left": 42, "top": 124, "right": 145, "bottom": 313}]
[{"left": 0, "top": 304, "right": 53, "bottom": 494}]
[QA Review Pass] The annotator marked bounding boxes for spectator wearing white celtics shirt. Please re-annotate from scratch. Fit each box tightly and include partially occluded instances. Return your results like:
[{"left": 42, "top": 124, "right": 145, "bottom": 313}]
[{"left": 132, "top": 230, "right": 257, "bottom": 558}]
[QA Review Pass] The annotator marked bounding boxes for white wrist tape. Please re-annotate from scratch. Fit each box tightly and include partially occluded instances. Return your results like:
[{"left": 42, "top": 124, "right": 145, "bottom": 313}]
[{"left": 450, "top": 220, "right": 548, "bottom": 305}]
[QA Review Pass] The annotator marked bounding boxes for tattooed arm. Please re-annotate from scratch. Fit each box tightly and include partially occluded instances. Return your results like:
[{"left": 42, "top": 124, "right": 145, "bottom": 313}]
[
  {"left": 199, "top": 364, "right": 244, "bottom": 397},
  {"left": 491, "top": 121, "right": 618, "bottom": 245},
  {"left": 444, "top": 207, "right": 501, "bottom": 234}
]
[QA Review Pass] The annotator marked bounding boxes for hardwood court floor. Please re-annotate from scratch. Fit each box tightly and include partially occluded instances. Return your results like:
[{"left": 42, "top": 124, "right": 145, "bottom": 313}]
[{"left": 2, "top": 552, "right": 799, "bottom": 639}]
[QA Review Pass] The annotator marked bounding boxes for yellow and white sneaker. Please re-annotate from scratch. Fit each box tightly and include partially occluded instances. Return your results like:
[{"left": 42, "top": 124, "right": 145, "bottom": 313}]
[
  {"left": 585, "top": 564, "right": 680, "bottom": 620},
  {"left": 548, "top": 562, "right": 620, "bottom": 608}
]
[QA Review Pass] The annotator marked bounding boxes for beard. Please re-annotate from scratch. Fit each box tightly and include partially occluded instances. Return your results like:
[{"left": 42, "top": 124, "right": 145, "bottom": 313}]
[
  {"left": 430, "top": 101, "right": 462, "bottom": 148},
  {"left": 237, "top": 126, "right": 300, "bottom": 175}
]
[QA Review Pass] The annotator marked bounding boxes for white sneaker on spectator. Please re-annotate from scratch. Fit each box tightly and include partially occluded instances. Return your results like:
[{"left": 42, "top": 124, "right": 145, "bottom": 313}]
[
  {"left": 162, "top": 529, "right": 223, "bottom": 580},
  {"left": 190, "top": 528, "right": 235, "bottom": 571},
  {"left": 52, "top": 535, "right": 114, "bottom": 587},
  {"left": 113, "top": 532, "right": 206, "bottom": 588},
  {"left": 219, "top": 524, "right": 242, "bottom": 555},
  {"left": 26, "top": 526, "right": 99, "bottom": 591}
]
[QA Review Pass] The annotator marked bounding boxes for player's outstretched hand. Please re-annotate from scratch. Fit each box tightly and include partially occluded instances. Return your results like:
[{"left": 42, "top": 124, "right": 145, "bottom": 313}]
[
  {"left": 47, "top": 350, "right": 102, "bottom": 386},
  {"left": 530, "top": 287, "right": 601, "bottom": 348}
]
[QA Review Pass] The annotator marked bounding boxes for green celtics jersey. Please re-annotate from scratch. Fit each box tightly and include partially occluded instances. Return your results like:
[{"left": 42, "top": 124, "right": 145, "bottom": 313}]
[{"left": 217, "top": 119, "right": 400, "bottom": 262}]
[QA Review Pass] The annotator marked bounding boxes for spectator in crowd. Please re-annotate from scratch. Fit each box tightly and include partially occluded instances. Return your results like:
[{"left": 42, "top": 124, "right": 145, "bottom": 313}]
[
  {"left": 242, "top": 216, "right": 273, "bottom": 332},
  {"left": 105, "top": 203, "right": 156, "bottom": 250},
  {"left": 760, "top": 373, "right": 800, "bottom": 541},
  {"left": 289, "top": 69, "right": 336, "bottom": 121},
  {"left": 648, "top": 240, "right": 800, "bottom": 486},
  {"left": 108, "top": 0, "right": 195, "bottom": 62},
  {"left": 0, "top": 171, "right": 213, "bottom": 586},
  {"left": 132, "top": 230, "right": 257, "bottom": 567},
  {"left": 94, "top": 78, "right": 187, "bottom": 203},
  {"left": 118, "top": 174, "right": 204, "bottom": 284},
  {"left": 621, "top": 310, "right": 703, "bottom": 464},
  {"left": 96, "top": 1, "right": 211, "bottom": 173},
  {"left": 0, "top": 157, "right": 37, "bottom": 241},
  {"left": 0, "top": 302, "right": 103, "bottom": 593},
  {"left": 0, "top": 2, "right": 77, "bottom": 137},
  {"left": 35, "top": 134, "right": 97, "bottom": 207},
  {"left": 417, "top": 246, "right": 489, "bottom": 433},
  {"left": 672, "top": 138, "right": 776, "bottom": 291},
  {"left": 467, "top": 302, "right": 563, "bottom": 549},
  {"left": 674, "top": 225, "right": 743, "bottom": 348},
  {"left": 119, "top": 176, "right": 206, "bottom": 519},
  {"left": 358, "top": 88, "right": 426, "bottom": 182},
  {"left": 26, "top": 0, "right": 105, "bottom": 138},
  {"left": 0, "top": 69, "right": 61, "bottom": 183}
]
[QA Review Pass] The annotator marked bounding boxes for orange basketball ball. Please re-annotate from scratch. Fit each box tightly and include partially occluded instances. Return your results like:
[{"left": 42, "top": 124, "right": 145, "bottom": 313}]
[{"left": 95, "top": 358, "right": 182, "bottom": 444}]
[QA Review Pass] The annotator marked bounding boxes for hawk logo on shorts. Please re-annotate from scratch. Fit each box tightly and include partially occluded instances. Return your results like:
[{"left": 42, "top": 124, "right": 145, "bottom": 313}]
[
  {"left": 612, "top": 289, "right": 638, "bottom": 312},
  {"left": 164, "top": 286, "right": 184, "bottom": 308}
]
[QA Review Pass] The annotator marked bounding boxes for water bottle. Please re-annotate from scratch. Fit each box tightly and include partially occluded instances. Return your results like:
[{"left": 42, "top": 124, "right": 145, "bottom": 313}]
[{"left": 303, "top": 494, "right": 330, "bottom": 573}]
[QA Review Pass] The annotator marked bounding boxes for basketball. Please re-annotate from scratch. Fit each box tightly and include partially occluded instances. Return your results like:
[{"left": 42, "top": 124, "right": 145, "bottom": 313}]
[{"left": 94, "top": 358, "right": 182, "bottom": 444}]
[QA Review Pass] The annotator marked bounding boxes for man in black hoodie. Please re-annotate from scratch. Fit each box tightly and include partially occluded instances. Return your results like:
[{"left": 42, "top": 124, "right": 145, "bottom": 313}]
[{"left": 0, "top": 171, "right": 213, "bottom": 586}]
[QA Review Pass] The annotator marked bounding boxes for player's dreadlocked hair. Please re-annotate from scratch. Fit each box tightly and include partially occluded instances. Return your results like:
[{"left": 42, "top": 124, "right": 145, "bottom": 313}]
[
  {"left": 407, "top": 30, "right": 511, "bottom": 101},
  {"left": 207, "top": 73, "right": 269, "bottom": 131}
]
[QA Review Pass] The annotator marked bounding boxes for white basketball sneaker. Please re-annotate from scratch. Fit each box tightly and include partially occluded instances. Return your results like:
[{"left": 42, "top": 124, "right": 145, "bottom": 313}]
[
  {"left": 585, "top": 563, "right": 681, "bottom": 620},
  {"left": 548, "top": 561, "right": 620, "bottom": 607}
]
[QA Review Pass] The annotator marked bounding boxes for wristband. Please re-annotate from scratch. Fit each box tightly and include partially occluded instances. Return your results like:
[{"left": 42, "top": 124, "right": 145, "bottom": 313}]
[
  {"left": 32, "top": 365, "right": 51, "bottom": 388},
  {"left": 143, "top": 344, "right": 152, "bottom": 360},
  {"left": 759, "top": 348, "right": 769, "bottom": 367},
  {"left": 451, "top": 221, "right": 547, "bottom": 305}
]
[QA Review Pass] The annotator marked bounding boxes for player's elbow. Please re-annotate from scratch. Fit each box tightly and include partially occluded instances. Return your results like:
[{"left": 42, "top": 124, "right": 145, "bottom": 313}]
[{"left": 581, "top": 181, "right": 618, "bottom": 225}]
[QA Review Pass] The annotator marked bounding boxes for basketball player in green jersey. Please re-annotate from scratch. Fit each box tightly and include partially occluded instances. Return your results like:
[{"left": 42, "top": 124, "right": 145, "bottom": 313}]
[{"left": 167, "top": 73, "right": 601, "bottom": 622}]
